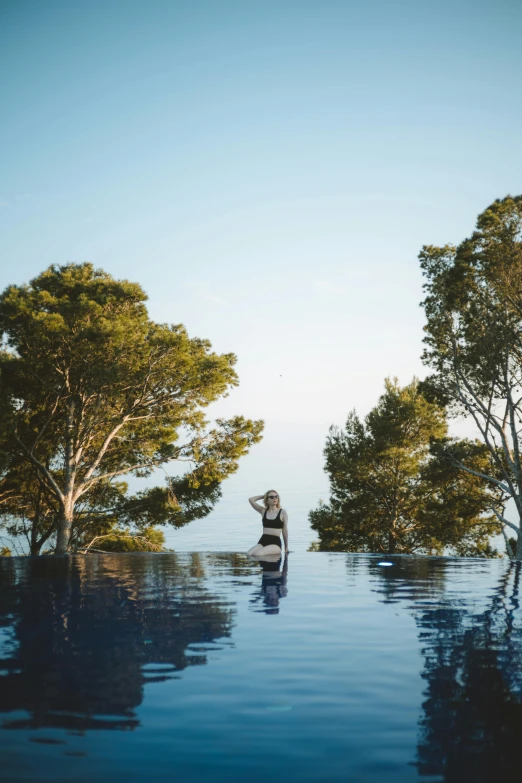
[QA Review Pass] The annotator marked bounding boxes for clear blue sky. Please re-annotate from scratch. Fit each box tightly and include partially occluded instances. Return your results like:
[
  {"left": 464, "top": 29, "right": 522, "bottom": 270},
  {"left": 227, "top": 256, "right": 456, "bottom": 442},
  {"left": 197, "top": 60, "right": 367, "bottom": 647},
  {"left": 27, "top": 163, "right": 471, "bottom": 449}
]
[{"left": 1, "top": 0, "right": 521, "bottom": 433}]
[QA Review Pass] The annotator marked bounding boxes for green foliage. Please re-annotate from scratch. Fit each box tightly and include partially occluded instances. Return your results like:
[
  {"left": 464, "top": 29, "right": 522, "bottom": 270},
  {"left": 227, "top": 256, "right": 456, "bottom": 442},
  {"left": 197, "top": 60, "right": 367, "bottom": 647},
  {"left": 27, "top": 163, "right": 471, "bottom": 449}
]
[
  {"left": 79, "top": 526, "right": 166, "bottom": 553},
  {"left": 0, "top": 263, "right": 263, "bottom": 553},
  {"left": 420, "top": 195, "right": 522, "bottom": 556},
  {"left": 309, "top": 378, "right": 499, "bottom": 556},
  {"left": 0, "top": 458, "right": 59, "bottom": 556},
  {"left": 420, "top": 195, "right": 522, "bottom": 409}
]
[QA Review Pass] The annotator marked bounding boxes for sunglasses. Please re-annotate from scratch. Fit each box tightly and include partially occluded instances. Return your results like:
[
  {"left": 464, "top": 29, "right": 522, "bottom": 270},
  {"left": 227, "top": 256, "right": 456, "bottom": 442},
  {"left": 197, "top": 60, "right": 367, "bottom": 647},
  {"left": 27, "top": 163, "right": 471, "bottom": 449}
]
[{"left": 267, "top": 495, "right": 278, "bottom": 499}]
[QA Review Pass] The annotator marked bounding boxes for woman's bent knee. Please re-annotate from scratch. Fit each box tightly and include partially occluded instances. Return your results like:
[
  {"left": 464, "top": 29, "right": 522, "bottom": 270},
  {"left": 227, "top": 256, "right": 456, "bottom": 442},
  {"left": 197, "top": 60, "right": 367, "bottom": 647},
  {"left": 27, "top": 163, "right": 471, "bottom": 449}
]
[{"left": 260, "top": 545, "right": 281, "bottom": 555}]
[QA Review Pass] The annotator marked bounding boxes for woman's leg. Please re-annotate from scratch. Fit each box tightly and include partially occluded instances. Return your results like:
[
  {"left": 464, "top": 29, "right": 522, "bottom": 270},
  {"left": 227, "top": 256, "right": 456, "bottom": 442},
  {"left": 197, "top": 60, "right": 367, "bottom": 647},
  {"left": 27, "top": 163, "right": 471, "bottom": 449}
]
[
  {"left": 258, "top": 544, "right": 282, "bottom": 556},
  {"left": 247, "top": 544, "right": 265, "bottom": 556},
  {"left": 257, "top": 553, "right": 280, "bottom": 562}
]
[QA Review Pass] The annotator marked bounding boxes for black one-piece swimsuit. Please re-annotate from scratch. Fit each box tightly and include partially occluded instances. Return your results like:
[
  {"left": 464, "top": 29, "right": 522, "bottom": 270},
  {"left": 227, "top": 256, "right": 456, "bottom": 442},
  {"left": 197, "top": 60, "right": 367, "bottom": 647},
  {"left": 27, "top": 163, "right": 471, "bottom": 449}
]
[{"left": 258, "top": 508, "right": 283, "bottom": 548}]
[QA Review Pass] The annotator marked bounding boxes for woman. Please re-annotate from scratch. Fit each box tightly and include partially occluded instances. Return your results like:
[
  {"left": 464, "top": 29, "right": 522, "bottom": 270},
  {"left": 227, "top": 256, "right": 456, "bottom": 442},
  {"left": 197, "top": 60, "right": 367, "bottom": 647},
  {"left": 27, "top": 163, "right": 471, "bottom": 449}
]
[{"left": 247, "top": 490, "right": 288, "bottom": 557}]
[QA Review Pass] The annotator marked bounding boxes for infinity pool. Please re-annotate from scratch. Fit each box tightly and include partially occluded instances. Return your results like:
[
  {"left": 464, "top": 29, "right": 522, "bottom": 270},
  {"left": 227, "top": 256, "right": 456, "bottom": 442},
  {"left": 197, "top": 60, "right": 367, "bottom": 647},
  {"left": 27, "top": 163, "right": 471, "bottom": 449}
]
[{"left": 0, "top": 553, "right": 520, "bottom": 782}]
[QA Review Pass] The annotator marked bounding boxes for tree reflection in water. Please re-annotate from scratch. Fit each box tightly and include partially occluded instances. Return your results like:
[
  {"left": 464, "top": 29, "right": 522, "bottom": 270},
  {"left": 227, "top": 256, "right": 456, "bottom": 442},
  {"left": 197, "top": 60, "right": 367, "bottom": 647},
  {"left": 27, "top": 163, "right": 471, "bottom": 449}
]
[
  {"left": 249, "top": 555, "right": 289, "bottom": 614},
  {"left": 0, "top": 554, "right": 235, "bottom": 733},
  {"left": 416, "top": 563, "right": 522, "bottom": 782},
  {"left": 370, "top": 557, "right": 522, "bottom": 782}
]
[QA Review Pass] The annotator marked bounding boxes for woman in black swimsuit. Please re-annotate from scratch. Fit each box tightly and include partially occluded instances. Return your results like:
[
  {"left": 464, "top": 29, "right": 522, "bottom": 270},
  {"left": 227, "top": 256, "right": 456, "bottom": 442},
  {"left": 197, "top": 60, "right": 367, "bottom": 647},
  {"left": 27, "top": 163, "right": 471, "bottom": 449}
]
[{"left": 247, "top": 490, "right": 288, "bottom": 557}]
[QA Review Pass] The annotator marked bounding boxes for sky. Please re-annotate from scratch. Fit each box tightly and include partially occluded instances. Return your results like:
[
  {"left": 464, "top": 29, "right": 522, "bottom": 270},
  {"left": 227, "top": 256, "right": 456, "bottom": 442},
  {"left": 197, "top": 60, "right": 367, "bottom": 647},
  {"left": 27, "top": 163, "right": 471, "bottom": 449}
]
[{"left": 1, "top": 0, "right": 522, "bottom": 443}]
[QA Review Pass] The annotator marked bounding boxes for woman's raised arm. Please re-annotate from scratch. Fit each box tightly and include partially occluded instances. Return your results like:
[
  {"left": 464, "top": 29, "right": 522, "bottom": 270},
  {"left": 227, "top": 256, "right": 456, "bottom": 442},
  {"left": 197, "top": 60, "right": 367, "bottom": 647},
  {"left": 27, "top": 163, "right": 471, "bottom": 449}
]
[{"left": 249, "top": 495, "right": 265, "bottom": 513}]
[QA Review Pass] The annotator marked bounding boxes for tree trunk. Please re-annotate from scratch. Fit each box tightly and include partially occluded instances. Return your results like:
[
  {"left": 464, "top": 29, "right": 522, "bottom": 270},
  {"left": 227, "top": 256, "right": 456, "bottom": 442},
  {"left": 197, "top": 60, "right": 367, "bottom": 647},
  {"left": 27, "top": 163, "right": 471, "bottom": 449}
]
[
  {"left": 29, "top": 486, "right": 42, "bottom": 556},
  {"left": 30, "top": 515, "right": 40, "bottom": 556},
  {"left": 55, "top": 405, "right": 77, "bottom": 555},
  {"left": 55, "top": 504, "right": 74, "bottom": 555},
  {"left": 516, "top": 526, "right": 522, "bottom": 562},
  {"left": 388, "top": 531, "right": 396, "bottom": 554}
]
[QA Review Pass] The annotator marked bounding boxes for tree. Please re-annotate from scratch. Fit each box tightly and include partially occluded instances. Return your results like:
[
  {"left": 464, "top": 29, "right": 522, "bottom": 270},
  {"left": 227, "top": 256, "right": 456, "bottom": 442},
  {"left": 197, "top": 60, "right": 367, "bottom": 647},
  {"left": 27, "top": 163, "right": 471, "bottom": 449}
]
[
  {"left": 420, "top": 195, "right": 522, "bottom": 558},
  {"left": 309, "top": 378, "right": 499, "bottom": 555},
  {"left": 0, "top": 263, "right": 263, "bottom": 554}
]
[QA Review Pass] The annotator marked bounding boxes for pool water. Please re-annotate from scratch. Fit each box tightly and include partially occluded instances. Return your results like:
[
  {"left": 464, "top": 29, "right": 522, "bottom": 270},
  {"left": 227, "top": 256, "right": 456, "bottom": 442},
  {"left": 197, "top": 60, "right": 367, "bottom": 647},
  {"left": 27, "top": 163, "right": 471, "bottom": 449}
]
[{"left": 0, "top": 553, "right": 521, "bottom": 782}]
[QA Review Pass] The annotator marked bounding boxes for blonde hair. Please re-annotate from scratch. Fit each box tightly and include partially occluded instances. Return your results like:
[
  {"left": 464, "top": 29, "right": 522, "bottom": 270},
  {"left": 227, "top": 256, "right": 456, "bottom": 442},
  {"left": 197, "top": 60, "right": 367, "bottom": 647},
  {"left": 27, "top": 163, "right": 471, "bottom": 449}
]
[{"left": 263, "top": 489, "right": 281, "bottom": 509}]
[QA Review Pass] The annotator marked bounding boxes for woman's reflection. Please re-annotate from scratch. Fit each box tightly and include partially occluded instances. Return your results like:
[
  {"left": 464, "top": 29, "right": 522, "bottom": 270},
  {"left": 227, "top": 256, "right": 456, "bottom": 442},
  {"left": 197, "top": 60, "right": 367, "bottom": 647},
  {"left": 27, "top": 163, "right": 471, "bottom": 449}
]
[{"left": 249, "top": 554, "right": 289, "bottom": 614}]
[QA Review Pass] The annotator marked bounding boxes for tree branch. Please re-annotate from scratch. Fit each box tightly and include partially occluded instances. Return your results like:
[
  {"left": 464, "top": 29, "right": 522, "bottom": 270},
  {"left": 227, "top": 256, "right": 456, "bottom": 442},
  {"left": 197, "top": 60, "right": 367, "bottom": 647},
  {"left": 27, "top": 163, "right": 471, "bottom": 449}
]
[
  {"left": 14, "top": 435, "right": 64, "bottom": 504},
  {"left": 445, "top": 452, "right": 511, "bottom": 495},
  {"left": 490, "top": 505, "right": 519, "bottom": 534}
]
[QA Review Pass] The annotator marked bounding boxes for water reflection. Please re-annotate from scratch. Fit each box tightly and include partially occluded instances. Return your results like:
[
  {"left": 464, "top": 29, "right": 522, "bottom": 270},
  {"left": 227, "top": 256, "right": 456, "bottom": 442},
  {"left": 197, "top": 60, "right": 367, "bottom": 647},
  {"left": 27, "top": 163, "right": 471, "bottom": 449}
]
[
  {"left": 368, "top": 556, "right": 447, "bottom": 604},
  {"left": 368, "top": 556, "right": 522, "bottom": 782},
  {"left": 3, "top": 551, "right": 522, "bottom": 782},
  {"left": 0, "top": 554, "right": 235, "bottom": 732},
  {"left": 415, "top": 563, "right": 522, "bottom": 782},
  {"left": 249, "top": 555, "right": 289, "bottom": 614}
]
